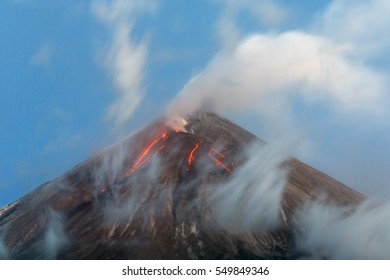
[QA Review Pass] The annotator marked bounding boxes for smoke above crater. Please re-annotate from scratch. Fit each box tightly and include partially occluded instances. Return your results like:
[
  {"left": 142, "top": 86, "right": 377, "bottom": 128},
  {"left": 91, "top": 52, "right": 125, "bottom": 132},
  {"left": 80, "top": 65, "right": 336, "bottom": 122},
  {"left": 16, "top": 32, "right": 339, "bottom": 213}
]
[
  {"left": 164, "top": 0, "right": 390, "bottom": 203},
  {"left": 168, "top": 31, "right": 386, "bottom": 119},
  {"left": 81, "top": 0, "right": 390, "bottom": 260}
]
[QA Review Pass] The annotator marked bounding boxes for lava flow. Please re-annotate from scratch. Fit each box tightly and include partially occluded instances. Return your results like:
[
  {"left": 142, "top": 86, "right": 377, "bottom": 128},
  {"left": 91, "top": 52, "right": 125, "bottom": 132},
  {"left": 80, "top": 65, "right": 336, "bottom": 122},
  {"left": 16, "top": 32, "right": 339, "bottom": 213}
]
[
  {"left": 124, "top": 128, "right": 232, "bottom": 178},
  {"left": 124, "top": 132, "right": 168, "bottom": 177},
  {"left": 208, "top": 147, "right": 231, "bottom": 173},
  {"left": 185, "top": 143, "right": 232, "bottom": 173},
  {"left": 186, "top": 143, "right": 200, "bottom": 171}
]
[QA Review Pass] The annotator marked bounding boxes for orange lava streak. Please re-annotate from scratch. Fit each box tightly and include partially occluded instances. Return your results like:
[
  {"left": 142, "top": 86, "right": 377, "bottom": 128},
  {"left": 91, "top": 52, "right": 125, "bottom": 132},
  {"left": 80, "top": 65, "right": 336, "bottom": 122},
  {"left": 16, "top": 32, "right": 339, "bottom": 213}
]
[
  {"left": 187, "top": 143, "right": 200, "bottom": 171},
  {"left": 124, "top": 132, "right": 168, "bottom": 177},
  {"left": 134, "top": 145, "right": 166, "bottom": 171},
  {"left": 208, "top": 148, "right": 231, "bottom": 173},
  {"left": 210, "top": 147, "right": 225, "bottom": 158}
]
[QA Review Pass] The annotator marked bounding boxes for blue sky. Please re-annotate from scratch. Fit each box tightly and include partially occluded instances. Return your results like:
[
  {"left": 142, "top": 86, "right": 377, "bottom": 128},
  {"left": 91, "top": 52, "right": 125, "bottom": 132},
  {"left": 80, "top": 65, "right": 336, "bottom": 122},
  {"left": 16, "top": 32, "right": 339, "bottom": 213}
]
[{"left": 1, "top": 0, "right": 390, "bottom": 207}]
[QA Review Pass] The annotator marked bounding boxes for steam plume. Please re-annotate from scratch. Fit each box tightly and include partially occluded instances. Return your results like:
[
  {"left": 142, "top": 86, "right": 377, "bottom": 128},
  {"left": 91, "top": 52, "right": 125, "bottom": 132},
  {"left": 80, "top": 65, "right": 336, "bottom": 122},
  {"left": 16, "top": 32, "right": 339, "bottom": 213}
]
[
  {"left": 168, "top": 31, "right": 385, "bottom": 120},
  {"left": 166, "top": 0, "right": 390, "bottom": 203},
  {"left": 295, "top": 200, "right": 390, "bottom": 259},
  {"left": 0, "top": 237, "right": 8, "bottom": 260},
  {"left": 102, "top": 155, "right": 163, "bottom": 225},
  {"left": 207, "top": 140, "right": 291, "bottom": 233},
  {"left": 42, "top": 209, "right": 69, "bottom": 259}
]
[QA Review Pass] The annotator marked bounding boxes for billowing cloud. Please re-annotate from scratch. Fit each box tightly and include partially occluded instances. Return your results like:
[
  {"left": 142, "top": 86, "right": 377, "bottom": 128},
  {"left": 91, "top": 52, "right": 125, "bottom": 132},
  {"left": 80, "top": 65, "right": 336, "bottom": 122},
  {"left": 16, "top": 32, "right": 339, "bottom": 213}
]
[
  {"left": 92, "top": 0, "right": 156, "bottom": 130},
  {"left": 168, "top": 31, "right": 386, "bottom": 118},
  {"left": 167, "top": 0, "right": 390, "bottom": 198},
  {"left": 296, "top": 200, "right": 390, "bottom": 259},
  {"left": 168, "top": 0, "right": 390, "bottom": 122}
]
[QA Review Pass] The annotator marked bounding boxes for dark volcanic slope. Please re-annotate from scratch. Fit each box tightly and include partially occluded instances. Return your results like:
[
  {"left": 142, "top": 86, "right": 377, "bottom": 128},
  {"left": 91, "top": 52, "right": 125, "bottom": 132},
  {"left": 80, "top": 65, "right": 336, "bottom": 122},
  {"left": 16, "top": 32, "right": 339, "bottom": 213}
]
[{"left": 0, "top": 112, "right": 364, "bottom": 259}]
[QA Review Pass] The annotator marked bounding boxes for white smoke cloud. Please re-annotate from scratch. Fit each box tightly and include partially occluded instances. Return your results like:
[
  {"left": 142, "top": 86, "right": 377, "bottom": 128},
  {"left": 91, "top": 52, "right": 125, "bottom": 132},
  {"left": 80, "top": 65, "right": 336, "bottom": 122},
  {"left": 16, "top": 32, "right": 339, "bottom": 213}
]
[
  {"left": 42, "top": 209, "right": 69, "bottom": 259},
  {"left": 168, "top": 31, "right": 386, "bottom": 120},
  {"left": 296, "top": 200, "right": 390, "bottom": 259},
  {"left": 103, "top": 194, "right": 138, "bottom": 226},
  {"left": 166, "top": 0, "right": 390, "bottom": 198},
  {"left": 167, "top": 0, "right": 390, "bottom": 128},
  {"left": 207, "top": 140, "right": 291, "bottom": 233},
  {"left": 92, "top": 138, "right": 131, "bottom": 188},
  {"left": 163, "top": 0, "right": 390, "bottom": 259},
  {"left": 92, "top": 0, "right": 156, "bottom": 130},
  {"left": 0, "top": 237, "right": 9, "bottom": 260},
  {"left": 101, "top": 155, "right": 170, "bottom": 242},
  {"left": 216, "top": 3, "right": 240, "bottom": 49}
]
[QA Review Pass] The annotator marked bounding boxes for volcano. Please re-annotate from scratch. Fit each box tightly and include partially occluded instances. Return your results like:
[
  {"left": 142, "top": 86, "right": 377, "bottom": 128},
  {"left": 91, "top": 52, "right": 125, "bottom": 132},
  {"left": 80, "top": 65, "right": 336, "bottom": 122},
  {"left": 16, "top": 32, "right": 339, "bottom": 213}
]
[{"left": 0, "top": 112, "right": 364, "bottom": 259}]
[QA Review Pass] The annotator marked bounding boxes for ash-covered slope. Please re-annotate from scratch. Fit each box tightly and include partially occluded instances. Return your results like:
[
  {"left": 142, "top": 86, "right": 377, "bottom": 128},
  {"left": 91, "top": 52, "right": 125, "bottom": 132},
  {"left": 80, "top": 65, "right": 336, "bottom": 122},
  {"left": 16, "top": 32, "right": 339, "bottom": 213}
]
[{"left": 0, "top": 112, "right": 364, "bottom": 259}]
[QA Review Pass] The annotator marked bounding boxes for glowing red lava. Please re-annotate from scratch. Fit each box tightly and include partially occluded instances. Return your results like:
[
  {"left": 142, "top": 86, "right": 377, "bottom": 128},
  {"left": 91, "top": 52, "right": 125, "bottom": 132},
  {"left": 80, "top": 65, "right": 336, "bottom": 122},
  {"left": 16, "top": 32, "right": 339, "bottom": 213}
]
[
  {"left": 186, "top": 143, "right": 200, "bottom": 171},
  {"left": 124, "top": 130, "right": 233, "bottom": 178},
  {"left": 124, "top": 132, "right": 168, "bottom": 177},
  {"left": 210, "top": 147, "right": 225, "bottom": 158},
  {"left": 208, "top": 147, "right": 231, "bottom": 173}
]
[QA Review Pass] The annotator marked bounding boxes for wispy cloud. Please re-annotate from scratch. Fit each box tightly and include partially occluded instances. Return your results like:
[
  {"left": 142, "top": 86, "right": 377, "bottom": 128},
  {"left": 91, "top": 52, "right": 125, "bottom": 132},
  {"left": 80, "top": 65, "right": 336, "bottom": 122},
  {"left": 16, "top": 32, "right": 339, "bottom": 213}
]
[
  {"left": 321, "top": 0, "right": 390, "bottom": 58},
  {"left": 50, "top": 107, "right": 72, "bottom": 122},
  {"left": 41, "top": 133, "right": 84, "bottom": 156},
  {"left": 30, "top": 44, "right": 54, "bottom": 68},
  {"left": 216, "top": 0, "right": 289, "bottom": 48},
  {"left": 42, "top": 209, "right": 69, "bottom": 259},
  {"left": 253, "top": 0, "right": 289, "bottom": 26},
  {"left": 207, "top": 140, "right": 291, "bottom": 233},
  {"left": 0, "top": 237, "right": 9, "bottom": 260},
  {"left": 92, "top": 0, "right": 156, "bottom": 130},
  {"left": 90, "top": 0, "right": 158, "bottom": 206}
]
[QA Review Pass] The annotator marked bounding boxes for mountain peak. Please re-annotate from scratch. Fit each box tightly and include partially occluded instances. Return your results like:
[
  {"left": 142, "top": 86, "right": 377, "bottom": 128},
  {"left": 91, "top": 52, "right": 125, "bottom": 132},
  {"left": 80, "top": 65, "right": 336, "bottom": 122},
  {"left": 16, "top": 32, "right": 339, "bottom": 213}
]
[{"left": 0, "top": 112, "right": 364, "bottom": 259}]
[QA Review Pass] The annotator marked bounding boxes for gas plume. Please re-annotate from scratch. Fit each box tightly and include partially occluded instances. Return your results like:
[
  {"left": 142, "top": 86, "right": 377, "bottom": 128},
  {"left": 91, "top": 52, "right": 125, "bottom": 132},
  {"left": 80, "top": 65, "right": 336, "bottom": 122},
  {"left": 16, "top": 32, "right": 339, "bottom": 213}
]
[
  {"left": 168, "top": 32, "right": 385, "bottom": 120},
  {"left": 206, "top": 140, "right": 290, "bottom": 233},
  {"left": 0, "top": 237, "right": 9, "bottom": 260},
  {"left": 42, "top": 209, "right": 69, "bottom": 259},
  {"left": 296, "top": 199, "right": 390, "bottom": 259}
]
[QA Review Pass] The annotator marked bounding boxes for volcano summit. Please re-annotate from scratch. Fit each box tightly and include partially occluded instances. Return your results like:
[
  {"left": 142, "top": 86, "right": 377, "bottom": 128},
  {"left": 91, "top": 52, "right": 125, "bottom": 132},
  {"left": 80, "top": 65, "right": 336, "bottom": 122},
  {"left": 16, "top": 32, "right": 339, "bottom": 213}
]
[{"left": 0, "top": 112, "right": 364, "bottom": 259}]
